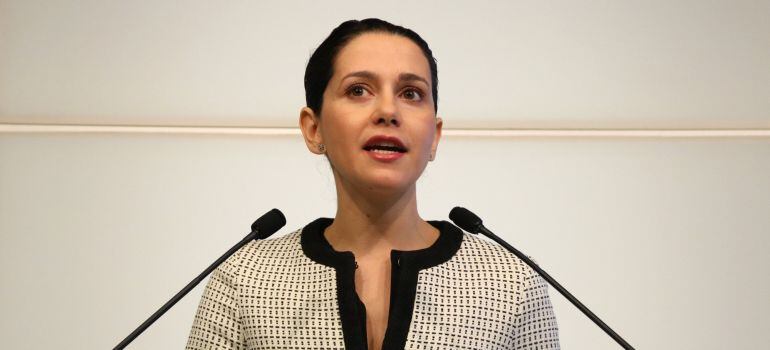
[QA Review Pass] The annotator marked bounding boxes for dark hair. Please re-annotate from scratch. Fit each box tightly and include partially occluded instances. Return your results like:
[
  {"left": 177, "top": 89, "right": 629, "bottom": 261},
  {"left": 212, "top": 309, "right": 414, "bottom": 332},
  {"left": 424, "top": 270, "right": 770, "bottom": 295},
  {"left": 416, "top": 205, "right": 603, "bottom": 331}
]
[{"left": 304, "top": 18, "right": 439, "bottom": 115}]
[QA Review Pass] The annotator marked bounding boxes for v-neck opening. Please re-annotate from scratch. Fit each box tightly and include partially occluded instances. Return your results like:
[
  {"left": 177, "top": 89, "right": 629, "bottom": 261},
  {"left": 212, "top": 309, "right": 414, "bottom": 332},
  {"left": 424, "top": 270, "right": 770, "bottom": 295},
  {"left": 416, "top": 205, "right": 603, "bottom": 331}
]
[{"left": 300, "top": 217, "right": 463, "bottom": 350}]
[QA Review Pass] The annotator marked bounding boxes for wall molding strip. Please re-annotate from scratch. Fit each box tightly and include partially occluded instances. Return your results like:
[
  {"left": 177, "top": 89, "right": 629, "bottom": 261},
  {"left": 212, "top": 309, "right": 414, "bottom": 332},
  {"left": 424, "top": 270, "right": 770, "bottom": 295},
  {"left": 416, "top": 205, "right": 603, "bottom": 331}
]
[{"left": 1, "top": 123, "right": 769, "bottom": 138}]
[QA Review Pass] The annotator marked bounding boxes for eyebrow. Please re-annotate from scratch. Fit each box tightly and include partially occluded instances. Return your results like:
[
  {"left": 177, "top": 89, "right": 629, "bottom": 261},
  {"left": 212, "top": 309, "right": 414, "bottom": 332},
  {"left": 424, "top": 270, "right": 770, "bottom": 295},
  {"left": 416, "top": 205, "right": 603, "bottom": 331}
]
[
  {"left": 398, "top": 72, "right": 430, "bottom": 87},
  {"left": 340, "top": 70, "right": 430, "bottom": 87}
]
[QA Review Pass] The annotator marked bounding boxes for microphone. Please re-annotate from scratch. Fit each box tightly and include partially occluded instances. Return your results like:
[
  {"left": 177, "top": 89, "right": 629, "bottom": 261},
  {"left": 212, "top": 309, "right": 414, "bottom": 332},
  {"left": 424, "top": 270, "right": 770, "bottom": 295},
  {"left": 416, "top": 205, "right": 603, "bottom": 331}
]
[
  {"left": 114, "top": 208, "right": 286, "bottom": 350},
  {"left": 252, "top": 208, "right": 288, "bottom": 239},
  {"left": 449, "top": 207, "right": 635, "bottom": 350}
]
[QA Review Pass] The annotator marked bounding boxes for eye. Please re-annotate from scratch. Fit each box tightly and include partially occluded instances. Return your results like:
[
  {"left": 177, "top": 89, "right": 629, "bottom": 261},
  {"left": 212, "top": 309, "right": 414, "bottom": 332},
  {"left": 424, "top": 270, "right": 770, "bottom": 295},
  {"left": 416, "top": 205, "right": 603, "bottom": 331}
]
[
  {"left": 346, "top": 84, "right": 370, "bottom": 98},
  {"left": 401, "top": 88, "right": 423, "bottom": 102}
]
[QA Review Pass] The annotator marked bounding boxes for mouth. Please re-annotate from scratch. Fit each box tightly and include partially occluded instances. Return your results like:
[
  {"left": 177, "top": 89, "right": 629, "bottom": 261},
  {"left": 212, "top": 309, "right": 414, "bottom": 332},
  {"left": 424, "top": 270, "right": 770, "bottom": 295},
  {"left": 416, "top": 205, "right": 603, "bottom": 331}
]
[{"left": 362, "top": 135, "right": 408, "bottom": 154}]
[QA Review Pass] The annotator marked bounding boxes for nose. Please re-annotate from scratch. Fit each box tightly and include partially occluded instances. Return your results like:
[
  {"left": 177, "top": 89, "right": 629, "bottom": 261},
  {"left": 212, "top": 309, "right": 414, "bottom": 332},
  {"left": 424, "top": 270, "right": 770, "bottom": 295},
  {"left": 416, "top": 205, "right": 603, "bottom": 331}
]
[{"left": 371, "top": 92, "right": 400, "bottom": 127}]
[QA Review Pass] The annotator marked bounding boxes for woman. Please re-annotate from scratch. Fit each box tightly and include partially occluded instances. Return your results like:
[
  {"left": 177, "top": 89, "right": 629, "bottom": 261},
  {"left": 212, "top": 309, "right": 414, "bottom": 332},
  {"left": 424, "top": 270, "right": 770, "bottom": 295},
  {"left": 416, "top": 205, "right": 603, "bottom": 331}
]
[{"left": 187, "top": 18, "right": 560, "bottom": 350}]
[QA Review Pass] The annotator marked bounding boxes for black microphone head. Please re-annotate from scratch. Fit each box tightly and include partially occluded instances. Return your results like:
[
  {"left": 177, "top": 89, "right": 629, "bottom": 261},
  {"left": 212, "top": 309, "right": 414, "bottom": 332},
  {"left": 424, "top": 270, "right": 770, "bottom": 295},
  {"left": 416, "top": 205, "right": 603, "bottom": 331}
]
[
  {"left": 251, "top": 208, "right": 286, "bottom": 239},
  {"left": 449, "top": 207, "right": 483, "bottom": 234}
]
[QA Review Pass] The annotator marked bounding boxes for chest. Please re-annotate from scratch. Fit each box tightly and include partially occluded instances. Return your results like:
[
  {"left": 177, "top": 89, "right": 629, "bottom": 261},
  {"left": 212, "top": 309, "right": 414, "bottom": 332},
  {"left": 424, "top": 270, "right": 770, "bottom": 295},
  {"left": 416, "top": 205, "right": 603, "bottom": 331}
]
[
  {"left": 354, "top": 261, "right": 393, "bottom": 350},
  {"left": 238, "top": 258, "right": 519, "bottom": 349}
]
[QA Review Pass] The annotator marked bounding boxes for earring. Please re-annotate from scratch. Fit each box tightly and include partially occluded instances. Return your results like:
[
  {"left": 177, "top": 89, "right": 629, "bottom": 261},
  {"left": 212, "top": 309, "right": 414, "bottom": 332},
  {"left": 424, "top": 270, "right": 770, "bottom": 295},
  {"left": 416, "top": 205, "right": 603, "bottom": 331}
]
[
  {"left": 318, "top": 143, "right": 326, "bottom": 153},
  {"left": 429, "top": 152, "right": 435, "bottom": 161}
]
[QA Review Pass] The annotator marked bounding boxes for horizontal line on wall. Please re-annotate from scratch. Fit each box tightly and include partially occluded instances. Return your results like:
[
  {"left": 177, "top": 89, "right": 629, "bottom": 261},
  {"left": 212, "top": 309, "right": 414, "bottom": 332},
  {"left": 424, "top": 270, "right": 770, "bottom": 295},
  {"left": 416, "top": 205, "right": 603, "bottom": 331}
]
[{"left": 1, "top": 123, "right": 769, "bottom": 138}]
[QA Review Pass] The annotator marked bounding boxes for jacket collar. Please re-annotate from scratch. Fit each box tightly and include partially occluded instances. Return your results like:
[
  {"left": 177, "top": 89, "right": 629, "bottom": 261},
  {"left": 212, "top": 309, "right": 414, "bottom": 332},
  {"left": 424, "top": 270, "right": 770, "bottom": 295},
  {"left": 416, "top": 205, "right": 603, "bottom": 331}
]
[{"left": 300, "top": 217, "right": 463, "bottom": 270}]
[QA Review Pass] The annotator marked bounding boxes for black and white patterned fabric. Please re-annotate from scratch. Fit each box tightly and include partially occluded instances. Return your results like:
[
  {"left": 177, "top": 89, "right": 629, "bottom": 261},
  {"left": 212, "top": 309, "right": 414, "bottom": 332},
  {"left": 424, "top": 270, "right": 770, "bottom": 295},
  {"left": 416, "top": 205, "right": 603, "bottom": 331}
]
[{"left": 186, "top": 218, "right": 560, "bottom": 349}]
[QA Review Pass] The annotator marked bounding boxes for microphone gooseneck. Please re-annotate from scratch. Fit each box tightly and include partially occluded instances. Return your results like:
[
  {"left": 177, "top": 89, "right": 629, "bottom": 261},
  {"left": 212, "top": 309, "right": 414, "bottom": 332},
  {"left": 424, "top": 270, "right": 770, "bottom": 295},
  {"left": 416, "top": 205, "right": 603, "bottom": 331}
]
[
  {"left": 449, "top": 207, "right": 635, "bottom": 350},
  {"left": 114, "top": 208, "right": 286, "bottom": 350}
]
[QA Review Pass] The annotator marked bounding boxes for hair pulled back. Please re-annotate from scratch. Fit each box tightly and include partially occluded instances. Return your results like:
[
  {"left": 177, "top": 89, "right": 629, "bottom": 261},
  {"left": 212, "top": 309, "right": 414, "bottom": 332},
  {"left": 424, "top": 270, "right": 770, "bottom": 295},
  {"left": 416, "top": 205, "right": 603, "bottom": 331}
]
[{"left": 304, "top": 18, "right": 438, "bottom": 115}]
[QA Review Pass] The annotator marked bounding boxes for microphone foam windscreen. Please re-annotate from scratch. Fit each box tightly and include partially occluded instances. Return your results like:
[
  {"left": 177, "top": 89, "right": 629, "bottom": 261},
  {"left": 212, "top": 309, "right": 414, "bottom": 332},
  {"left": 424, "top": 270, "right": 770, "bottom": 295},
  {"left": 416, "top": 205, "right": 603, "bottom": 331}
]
[
  {"left": 449, "top": 207, "right": 483, "bottom": 233},
  {"left": 252, "top": 208, "right": 287, "bottom": 239}
]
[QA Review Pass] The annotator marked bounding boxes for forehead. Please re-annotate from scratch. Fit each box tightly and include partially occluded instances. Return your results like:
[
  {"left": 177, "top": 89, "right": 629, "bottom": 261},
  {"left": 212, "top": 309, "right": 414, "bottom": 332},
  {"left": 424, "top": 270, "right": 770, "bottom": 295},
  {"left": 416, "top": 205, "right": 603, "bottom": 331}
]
[{"left": 332, "top": 32, "right": 431, "bottom": 84}]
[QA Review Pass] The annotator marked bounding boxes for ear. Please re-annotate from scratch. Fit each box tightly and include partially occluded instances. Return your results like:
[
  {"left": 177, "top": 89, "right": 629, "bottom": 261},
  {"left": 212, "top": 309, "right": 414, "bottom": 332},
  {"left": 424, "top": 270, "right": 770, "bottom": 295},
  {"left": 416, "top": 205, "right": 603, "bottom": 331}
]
[
  {"left": 430, "top": 117, "right": 443, "bottom": 160},
  {"left": 299, "top": 107, "right": 324, "bottom": 154}
]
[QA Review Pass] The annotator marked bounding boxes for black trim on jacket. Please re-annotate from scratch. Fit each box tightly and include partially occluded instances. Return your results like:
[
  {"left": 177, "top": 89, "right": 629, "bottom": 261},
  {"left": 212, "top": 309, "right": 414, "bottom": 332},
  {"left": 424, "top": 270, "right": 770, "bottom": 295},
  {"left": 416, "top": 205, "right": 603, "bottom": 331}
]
[{"left": 300, "top": 217, "right": 463, "bottom": 350}]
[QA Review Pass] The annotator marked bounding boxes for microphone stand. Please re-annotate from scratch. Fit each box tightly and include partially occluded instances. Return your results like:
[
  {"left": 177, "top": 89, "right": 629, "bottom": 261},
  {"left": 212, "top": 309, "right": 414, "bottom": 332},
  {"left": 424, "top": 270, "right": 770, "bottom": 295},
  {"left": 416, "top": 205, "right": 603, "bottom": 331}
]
[
  {"left": 113, "top": 209, "right": 285, "bottom": 350},
  {"left": 478, "top": 225, "right": 635, "bottom": 350},
  {"left": 450, "top": 207, "right": 635, "bottom": 350}
]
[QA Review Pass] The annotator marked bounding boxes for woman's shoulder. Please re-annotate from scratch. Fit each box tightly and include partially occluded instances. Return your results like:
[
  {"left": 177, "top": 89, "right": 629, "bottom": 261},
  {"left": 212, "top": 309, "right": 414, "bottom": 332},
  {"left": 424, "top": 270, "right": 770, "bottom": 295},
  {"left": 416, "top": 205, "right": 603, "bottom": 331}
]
[
  {"left": 239, "top": 228, "right": 305, "bottom": 259},
  {"left": 445, "top": 230, "right": 539, "bottom": 278},
  {"left": 455, "top": 232, "right": 520, "bottom": 262},
  {"left": 216, "top": 227, "right": 311, "bottom": 277}
]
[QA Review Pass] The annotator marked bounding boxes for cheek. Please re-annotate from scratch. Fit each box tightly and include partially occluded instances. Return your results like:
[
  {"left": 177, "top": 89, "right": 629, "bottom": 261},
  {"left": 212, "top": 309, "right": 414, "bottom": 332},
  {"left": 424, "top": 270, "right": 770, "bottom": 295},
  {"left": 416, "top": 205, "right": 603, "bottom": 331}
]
[
  {"left": 415, "top": 121, "right": 437, "bottom": 151},
  {"left": 321, "top": 115, "right": 360, "bottom": 156}
]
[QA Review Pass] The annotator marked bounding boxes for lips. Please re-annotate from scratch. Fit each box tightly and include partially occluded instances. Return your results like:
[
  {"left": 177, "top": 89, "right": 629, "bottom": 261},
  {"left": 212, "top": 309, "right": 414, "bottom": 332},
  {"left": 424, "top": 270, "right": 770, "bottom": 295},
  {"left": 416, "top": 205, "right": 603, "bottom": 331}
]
[{"left": 362, "top": 135, "right": 408, "bottom": 153}]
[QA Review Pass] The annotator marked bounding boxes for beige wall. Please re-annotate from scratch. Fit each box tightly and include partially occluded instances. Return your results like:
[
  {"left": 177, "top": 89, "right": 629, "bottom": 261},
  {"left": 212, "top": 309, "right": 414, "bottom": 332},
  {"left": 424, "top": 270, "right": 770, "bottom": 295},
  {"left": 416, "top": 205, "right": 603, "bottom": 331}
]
[
  {"left": 2, "top": 0, "right": 769, "bottom": 128},
  {"left": 1, "top": 1, "right": 769, "bottom": 349}
]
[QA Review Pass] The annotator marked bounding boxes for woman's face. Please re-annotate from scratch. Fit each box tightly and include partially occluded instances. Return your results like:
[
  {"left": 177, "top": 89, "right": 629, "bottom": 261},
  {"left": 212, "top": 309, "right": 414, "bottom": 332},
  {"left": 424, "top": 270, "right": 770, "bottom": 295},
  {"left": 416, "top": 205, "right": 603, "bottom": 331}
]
[{"left": 301, "top": 32, "right": 442, "bottom": 195}]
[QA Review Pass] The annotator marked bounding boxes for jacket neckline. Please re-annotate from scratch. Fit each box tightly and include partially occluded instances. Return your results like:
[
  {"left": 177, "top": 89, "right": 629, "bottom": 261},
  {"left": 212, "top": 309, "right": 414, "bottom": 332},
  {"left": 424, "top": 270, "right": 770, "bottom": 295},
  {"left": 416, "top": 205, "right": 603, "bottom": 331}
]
[{"left": 300, "top": 217, "right": 463, "bottom": 350}]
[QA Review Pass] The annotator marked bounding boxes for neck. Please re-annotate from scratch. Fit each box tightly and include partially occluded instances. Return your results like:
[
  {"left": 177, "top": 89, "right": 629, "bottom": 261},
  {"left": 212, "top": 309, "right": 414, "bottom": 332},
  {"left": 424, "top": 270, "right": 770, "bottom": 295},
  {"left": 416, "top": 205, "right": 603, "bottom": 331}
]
[{"left": 325, "top": 179, "right": 437, "bottom": 259}]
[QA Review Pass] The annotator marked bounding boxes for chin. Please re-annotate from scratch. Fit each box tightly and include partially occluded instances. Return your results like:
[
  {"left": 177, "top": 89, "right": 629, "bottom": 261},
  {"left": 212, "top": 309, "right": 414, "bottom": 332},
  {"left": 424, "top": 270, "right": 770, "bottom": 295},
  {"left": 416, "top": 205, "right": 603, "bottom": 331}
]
[{"left": 361, "top": 173, "right": 416, "bottom": 195}]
